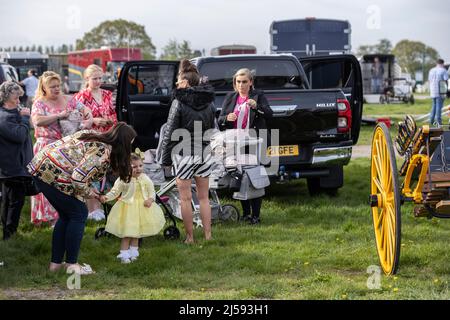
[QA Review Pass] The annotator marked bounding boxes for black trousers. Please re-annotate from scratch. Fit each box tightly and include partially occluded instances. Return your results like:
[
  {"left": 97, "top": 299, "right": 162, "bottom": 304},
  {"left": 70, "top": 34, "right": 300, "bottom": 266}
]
[
  {"left": 1, "top": 178, "right": 26, "bottom": 240},
  {"left": 240, "top": 197, "right": 263, "bottom": 218}
]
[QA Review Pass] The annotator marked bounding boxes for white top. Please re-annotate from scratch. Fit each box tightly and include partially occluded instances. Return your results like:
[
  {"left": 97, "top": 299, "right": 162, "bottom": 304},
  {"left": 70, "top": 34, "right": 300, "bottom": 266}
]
[
  {"left": 428, "top": 65, "right": 449, "bottom": 98},
  {"left": 22, "top": 76, "right": 39, "bottom": 97}
]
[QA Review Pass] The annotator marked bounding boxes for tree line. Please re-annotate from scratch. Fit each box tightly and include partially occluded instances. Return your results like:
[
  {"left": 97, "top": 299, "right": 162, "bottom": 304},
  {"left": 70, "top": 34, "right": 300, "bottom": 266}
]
[
  {"left": 0, "top": 19, "right": 442, "bottom": 78},
  {"left": 0, "top": 19, "right": 200, "bottom": 61},
  {"left": 357, "top": 38, "right": 441, "bottom": 79}
]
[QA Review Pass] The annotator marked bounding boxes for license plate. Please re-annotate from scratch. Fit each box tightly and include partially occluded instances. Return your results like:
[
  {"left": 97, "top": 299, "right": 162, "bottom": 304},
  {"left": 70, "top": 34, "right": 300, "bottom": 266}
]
[{"left": 267, "top": 145, "right": 299, "bottom": 157}]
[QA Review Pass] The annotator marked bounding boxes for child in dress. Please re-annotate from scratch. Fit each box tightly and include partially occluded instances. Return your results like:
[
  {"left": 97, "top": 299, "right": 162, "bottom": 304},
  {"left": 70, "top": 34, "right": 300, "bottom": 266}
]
[{"left": 100, "top": 152, "right": 165, "bottom": 263}]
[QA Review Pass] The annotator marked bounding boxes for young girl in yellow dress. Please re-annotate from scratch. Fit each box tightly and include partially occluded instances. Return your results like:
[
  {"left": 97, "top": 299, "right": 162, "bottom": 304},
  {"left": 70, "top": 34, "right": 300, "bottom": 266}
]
[{"left": 100, "top": 151, "right": 165, "bottom": 263}]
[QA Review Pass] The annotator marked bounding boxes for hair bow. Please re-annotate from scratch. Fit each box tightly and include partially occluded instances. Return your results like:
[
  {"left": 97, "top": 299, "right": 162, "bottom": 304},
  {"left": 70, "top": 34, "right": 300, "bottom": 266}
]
[{"left": 134, "top": 148, "right": 145, "bottom": 160}]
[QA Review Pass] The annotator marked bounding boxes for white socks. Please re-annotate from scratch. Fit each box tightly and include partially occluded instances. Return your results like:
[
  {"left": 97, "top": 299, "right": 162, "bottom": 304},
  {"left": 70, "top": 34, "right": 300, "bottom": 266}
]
[
  {"left": 129, "top": 246, "right": 139, "bottom": 261},
  {"left": 116, "top": 250, "right": 131, "bottom": 264},
  {"left": 116, "top": 247, "right": 139, "bottom": 264}
]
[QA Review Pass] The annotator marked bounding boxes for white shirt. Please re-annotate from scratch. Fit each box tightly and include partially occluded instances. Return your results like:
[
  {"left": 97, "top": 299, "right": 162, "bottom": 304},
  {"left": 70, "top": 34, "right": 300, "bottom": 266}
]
[
  {"left": 22, "top": 76, "right": 39, "bottom": 97},
  {"left": 428, "top": 65, "right": 449, "bottom": 98}
]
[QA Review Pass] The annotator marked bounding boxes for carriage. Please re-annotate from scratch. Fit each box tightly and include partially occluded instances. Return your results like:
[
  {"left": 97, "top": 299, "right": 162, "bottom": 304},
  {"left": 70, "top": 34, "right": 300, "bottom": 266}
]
[{"left": 369, "top": 115, "right": 450, "bottom": 274}]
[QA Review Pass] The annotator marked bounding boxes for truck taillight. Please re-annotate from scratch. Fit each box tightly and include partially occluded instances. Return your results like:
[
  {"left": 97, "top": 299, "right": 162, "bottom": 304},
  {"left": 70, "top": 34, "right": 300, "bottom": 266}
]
[{"left": 337, "top": 99, "right": 352, "bottom": 133}]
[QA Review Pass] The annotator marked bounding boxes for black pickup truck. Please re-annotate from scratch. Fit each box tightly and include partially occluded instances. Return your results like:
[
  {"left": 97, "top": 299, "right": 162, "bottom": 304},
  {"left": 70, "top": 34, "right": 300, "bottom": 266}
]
[{"left": 115, "top": 54, "right": 363, "bottom": 195}]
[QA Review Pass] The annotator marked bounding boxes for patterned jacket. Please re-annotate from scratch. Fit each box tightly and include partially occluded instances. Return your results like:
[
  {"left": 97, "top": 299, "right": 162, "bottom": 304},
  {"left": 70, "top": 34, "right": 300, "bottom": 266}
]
[
  {"left": 27, "top": 130, "right": 111, "bottom": 201},
  {"left": 104, "top": 174, "right": 156, "bottom": 204}
]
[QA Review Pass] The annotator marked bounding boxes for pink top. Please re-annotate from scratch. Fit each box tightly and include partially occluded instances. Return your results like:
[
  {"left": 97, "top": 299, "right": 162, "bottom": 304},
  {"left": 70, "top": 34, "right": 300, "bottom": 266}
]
[
  {"left": 233, "top": 95, "right": 250, "bottom": 129},
  {"left": 32, "top": 97, "right": 80, "bottom": 142},
  {"left": 74, "top": 89, "right": 117, "bottom": 132}
]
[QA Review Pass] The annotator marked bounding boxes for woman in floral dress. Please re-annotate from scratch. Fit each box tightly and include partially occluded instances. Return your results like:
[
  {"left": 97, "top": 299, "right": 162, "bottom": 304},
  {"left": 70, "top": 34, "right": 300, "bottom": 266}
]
[
  {"left": 74, "top": 64, "right": 118, "bottom": 220},
  {"left": 30, "top": 71, "right": 92, "bottom": 226}
]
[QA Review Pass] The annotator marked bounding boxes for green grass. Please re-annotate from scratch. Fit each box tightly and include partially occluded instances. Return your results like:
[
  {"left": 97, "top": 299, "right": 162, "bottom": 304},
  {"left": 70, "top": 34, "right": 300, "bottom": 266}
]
[
  {"left": 2, "top": 96, "right": 450, "bottom": 300},
  {"left": 357, "top": 97, "right": 448, "bottom": 145},
  {"left": 2, "top": 158, "right": 450, "bottom": 299},
  {"left": 363, "top": 97, "right": 432, "bottom": 116}
]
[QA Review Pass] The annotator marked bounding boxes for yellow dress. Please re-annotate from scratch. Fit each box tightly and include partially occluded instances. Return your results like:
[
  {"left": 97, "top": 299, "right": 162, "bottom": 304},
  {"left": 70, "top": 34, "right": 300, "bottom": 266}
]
[{"left": 105, "top": 178, "right": 165, "bottom": 238}]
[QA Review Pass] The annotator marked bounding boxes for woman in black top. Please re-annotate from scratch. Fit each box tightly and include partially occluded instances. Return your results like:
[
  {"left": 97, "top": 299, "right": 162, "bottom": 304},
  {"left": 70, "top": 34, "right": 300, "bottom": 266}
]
[
  {"left": 160, "top": 59, "right": 216, "bottom": 243},
  {"left": 218, "top": 68, "right": 273, "bottom": 224},
  {"left": 0, "top": 81, "right": 33, "bottom": 240}
]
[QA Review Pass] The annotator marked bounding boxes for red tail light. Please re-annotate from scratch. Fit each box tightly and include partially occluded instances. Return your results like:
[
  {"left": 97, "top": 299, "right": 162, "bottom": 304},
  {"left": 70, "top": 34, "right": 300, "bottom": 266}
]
[{"left": 337, "top": 99, "right": 352, "bottom": 133}]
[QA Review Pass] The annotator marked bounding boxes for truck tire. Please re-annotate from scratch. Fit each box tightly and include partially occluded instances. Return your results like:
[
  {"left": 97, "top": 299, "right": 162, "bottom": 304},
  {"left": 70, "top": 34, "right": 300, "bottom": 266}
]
[{"left": 307, "top": 166, "right": 343, "bottom": 196}]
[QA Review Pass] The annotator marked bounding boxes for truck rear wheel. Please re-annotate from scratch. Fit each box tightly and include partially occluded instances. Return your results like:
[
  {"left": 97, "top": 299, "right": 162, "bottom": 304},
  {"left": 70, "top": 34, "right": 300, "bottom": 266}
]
[{"left": 307, "top": 166, "right": 343, "bottom": 196}]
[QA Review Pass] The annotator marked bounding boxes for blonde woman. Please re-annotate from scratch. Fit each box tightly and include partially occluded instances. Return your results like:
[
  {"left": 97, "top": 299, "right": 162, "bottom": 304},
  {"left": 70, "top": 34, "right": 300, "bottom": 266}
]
[
  {"left": 218, "top": 68, "right": 273, "bottom": 225},
  {"left": 30, "top": 71, "right": 92, "bottom": 226},
  {"left": 74, "top": 64, "right": 117, "bottom": 133},
  {"left": 74, "top": 65, "right": 118, "bottom": 220}
]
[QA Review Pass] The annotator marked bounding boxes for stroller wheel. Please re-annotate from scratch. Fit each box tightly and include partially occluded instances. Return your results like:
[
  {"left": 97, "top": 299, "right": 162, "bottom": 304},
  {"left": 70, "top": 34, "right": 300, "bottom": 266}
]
[
  {"left": 94, "top": 227, "right": 106, "bottom": 240},
  {"left": 219, "top": 204, "right": 240, "bottom": 222},
  {"left": 163, "top": 225, "right": 180, "bottom": 240}
]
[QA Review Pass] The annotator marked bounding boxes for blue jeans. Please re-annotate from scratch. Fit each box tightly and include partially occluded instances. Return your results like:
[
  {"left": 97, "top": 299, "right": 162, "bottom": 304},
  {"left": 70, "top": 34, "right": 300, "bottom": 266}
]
[
  {"left": 371, "top": 78, "right": 383, "bottom": 94},
  {"left": 33, "top": 178, "right": 88, "bottom": 264},
  {"left": 430, "top": 96, "right": 445, "bottom": 125}
]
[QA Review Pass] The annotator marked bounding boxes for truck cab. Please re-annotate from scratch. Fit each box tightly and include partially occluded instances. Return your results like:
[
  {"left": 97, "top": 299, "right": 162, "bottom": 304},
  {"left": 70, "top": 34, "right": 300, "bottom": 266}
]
[{"left": 116, "top": 54, "right": 363, "bottom": 195}]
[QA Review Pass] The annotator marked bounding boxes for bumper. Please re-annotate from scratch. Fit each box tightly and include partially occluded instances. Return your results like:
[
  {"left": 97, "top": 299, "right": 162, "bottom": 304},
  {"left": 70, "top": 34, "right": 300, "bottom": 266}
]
[{"left": 311, "top": 145, "right": 352, "bottom": 167}]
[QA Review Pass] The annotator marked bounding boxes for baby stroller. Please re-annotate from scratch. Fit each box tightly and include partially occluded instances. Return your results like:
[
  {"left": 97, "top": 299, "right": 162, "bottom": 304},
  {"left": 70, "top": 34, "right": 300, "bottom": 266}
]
[
  {"left": 209, "top": 129, "right": 270, "bottom": 204},
  {"left": 94, "top": 196, "right": 180, "bottom": 240},
  {"left": 380, "top": 78, "right": 414, "bottom": 104},
  {"left": 94, "top": 163, "right": 181, "bottom": 241},
  {"left": 148, "top": 123, "right": 241, "bottom": 227},
  {"left": 95, "top": 124, "right": 241, "bottom": 240}
]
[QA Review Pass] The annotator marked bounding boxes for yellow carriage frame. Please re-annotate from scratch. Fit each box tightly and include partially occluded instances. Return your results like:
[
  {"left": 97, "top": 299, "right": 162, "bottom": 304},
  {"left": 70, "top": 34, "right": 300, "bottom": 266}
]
[{"left": 369, "top": 118, "right": 448, "bottom": 275}]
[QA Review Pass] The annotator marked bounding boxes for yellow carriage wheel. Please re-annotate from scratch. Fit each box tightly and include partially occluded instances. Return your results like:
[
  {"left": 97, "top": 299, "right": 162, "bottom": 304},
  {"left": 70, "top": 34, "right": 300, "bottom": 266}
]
[{"left": 370, "top": 123, "right": 401, "bottom": 275}]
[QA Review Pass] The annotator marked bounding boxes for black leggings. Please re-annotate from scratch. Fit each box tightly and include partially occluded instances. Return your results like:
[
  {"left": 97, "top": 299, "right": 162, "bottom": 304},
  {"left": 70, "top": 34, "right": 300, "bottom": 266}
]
[
  {"left": 240, "top": 197, "right": 263, "bottom": 218},
  {"left": 1, "top": 179, "right": 26, "bottom": 240}
]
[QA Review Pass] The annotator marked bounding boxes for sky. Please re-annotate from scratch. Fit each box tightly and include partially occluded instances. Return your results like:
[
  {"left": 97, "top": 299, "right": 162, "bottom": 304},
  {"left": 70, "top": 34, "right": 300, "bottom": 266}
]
[{"left": 1, "top": 0, "right": 449, "bottom": 60}]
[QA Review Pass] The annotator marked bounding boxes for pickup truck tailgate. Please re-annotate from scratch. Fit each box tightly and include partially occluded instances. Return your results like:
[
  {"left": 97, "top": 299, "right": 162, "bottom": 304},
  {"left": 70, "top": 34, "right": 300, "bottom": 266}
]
[{"left": 266, "top": 89, "right": 344, "bottom": 144}]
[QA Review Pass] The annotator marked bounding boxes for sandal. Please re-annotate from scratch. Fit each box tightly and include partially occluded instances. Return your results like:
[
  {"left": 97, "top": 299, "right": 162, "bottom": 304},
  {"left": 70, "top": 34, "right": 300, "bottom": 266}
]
[{"left": 66, "top": 263, "right": 96, "bottom": 275}]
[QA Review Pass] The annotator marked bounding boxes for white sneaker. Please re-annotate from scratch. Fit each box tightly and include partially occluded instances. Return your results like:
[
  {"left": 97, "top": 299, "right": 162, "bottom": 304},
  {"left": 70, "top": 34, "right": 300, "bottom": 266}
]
[
  {"left": 116, "top": 251, "right": 131, "bottom": 264},
  {"left": 129, "top": 247, "right": 139, "bottom": 261}
]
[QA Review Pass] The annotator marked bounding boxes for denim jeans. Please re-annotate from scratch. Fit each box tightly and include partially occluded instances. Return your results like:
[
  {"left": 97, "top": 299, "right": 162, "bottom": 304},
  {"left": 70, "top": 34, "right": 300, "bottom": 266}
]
[
  {"left": 430, "top": 96, "right": 445, "bottom": 125},
  {"left": 371, "top": 78, "right": 383, "bottom": 94},
  {"left": 33, "top": 178, "right": 88, "bottom": 264}
]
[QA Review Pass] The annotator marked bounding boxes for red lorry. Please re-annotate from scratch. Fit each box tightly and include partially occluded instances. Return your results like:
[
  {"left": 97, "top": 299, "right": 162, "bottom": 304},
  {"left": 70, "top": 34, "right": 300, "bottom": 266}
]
[
  {"left": 68, "top": 47, "right": 142, "bottom": 92},
  {"left": 210, "top": 45, "right": 257, "bottom": 56}
]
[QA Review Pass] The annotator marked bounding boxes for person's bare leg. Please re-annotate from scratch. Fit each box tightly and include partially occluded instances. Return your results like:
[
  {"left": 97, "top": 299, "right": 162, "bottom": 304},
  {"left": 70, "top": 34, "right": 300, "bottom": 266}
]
[
  {"left": 120, "top": 237, "right": 131, "bottom": 251},
  {"left": 177, "top": 178, "right": 194, "bottom": 243},
  {"left": 130, "top": 238, "right": 139, "bottom": 247},
  {"left": 49, "top": 262, "right": 65, "bottom": 271},
  {"left": 194, "top": 176, "right": 212, "bottom": 240}
]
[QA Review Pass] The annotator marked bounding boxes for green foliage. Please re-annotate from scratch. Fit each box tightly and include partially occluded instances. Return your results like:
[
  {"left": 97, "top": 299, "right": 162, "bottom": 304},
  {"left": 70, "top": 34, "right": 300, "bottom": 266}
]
[
  {"left": 75, "top": 19, "right": 156, "bottom": 59},
  {"left": 393, "top": 40, "right": 439, "bottom": 75},
  {"left": 358, "top": 97, "right": 433, "bottom": 145},
  {"left": 356, "top": 38, "right": 393, "bottom": 56},
  {"left": 160, "top": 39, "right": 200, "bottom": 61}
]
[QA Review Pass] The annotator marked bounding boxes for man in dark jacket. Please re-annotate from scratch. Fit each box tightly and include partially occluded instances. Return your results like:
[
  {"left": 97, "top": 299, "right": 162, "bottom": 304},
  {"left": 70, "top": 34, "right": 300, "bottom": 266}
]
[{"left": 0, "top": 81, "right": 33, "bottom": 240}]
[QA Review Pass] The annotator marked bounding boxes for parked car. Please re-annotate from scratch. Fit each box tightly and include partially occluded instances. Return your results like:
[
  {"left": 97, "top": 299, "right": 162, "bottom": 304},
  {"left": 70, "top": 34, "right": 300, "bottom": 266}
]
[
  {"left": 0, "top": 62, "right": 19, "bottom": 84},
  {"left": 115, "top": 54, "right": 363, "bottom": 195}
]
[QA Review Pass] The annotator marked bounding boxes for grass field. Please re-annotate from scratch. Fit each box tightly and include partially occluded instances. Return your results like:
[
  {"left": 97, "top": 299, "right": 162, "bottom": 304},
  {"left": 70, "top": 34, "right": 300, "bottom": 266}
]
[
  {"left": 2, "top": 96, "right": 450, "bottom": 300},
  {"left": 2, "top": 157, "right": 450, "bottom": 300},
  {"left": 357, "top": 97, "right": 449, "bottom": 145}
]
